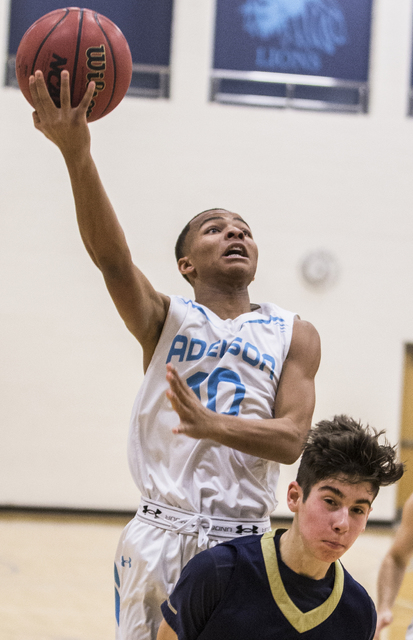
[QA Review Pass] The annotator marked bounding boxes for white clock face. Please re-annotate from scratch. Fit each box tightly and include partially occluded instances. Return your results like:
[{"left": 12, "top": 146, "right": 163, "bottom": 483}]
[{"left": 301, "top": 250, "right": 339, "bottom": 287}]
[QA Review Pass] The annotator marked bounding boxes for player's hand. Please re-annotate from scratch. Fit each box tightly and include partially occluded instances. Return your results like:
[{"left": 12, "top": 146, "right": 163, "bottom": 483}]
[
  {"left": 29, "top": 69, "right": 95, "bottom": 158},
  {"left": 166, "top": 364, "right": 219, "bottom": 439},
  {"left": 373, "top": 610, "right": 393, "bottom": 639}
]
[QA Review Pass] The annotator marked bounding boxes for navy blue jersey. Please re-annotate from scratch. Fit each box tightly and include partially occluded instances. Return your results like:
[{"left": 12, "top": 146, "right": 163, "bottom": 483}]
[{"left": 161, "top": 530, "right": 376, "bottom": 640}]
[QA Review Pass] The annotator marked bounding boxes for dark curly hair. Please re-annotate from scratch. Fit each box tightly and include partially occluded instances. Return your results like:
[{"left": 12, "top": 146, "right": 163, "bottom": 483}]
[{"left": 296, "top": 415, "right": 404, "bottom": 501}]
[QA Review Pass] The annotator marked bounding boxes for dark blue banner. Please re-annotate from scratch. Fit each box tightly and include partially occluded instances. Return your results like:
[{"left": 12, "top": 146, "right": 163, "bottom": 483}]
[
  {"left": 8, "top": 0, "right": 174, "bottom": 66},
  {"left": 213, "top": 0, "right": 373, "bottom": 82}
]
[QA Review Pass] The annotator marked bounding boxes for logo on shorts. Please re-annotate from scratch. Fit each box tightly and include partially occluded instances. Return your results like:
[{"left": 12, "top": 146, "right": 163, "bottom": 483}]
[
  {"left": 142, "top": 505, "right": 162, "bottom": 518},
  {"left": 121, "top": 556, "right": 132, "bottom": 568},
  {"left": 236, "top": 525, "right": 259, "bottom": 535}
]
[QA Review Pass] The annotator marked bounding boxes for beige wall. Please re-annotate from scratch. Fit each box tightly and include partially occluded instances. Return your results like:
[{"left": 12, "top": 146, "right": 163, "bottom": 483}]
[{"left": 1, "top": 0, "right": 413, "bottom": 519}]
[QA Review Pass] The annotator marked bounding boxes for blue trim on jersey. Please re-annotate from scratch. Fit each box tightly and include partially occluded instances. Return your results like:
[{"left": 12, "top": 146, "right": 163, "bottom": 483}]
[
  {"left": 180, "top": 298, "right": 287, "bottom": 332},
  {"left": 114, "top": 563, "right": 121, "bottom": 626},
  {"left": 181, "top": 298, "right": 214, "bottom": 323},
  {"left": 239, "top": 316, "right": 287, "bottom": 332},
  {"left": 114, "top": 562, "right": 120, "bottom": 588}
]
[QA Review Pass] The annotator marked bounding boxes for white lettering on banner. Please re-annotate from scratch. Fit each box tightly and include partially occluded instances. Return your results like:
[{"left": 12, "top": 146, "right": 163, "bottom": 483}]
[{"left": 256, "top": 46, "right": 321, "bottom": 72}]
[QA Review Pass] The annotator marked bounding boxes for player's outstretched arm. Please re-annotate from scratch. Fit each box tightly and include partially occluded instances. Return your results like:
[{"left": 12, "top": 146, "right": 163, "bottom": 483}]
[
  {"left": 29, "top": 70, "right": 169, "bottom": 366},
  {"left": 166, "top": 318, "right": 320, "bottom": 464},
  {"left": 374, "top": 493, "right": 413, "bottom": 639}
]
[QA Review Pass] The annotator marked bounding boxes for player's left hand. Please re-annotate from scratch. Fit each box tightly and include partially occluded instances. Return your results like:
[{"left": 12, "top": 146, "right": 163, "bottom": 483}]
[
  {"left": 166, "top": 364, "right": 219, "bottom": 439},
  {"left": 29, "top": 69, "right": 95, "bottom": 157}
]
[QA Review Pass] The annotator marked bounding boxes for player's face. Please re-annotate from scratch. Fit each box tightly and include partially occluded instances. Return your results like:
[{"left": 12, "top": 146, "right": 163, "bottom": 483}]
[
  {"left": 289, "top": 477, "right": 374, "bottom": 565},
  {"left": 180, "top": 210, "right": 258, "bottom": 286}
]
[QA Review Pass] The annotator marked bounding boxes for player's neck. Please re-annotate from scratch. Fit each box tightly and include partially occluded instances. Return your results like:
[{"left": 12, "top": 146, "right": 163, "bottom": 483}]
[
  {"left": 194, "top": 283, "right": 252, "bottom": 320},
  {"left": 279, "top": 528, "right": 331, "bottom": 581}
]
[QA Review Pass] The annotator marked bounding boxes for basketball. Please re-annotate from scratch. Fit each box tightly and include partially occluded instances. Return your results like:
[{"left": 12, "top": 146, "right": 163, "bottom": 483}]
[{"left": 15, "top": 7, "right": 133, "bottom": 122}]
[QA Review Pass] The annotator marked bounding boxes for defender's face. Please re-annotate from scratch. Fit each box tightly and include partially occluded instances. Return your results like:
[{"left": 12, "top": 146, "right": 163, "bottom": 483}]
[
  {"left": 288, "top": 477, "right": 374, "bottom": 565},
  {"left": 179, "top": 209, "right": 259, "bottom": 286}
]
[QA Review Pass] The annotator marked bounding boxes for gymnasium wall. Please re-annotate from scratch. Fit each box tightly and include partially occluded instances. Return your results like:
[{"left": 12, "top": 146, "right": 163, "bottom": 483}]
[{"left": 1, "top": 0, "right": 413, "bottom": 520}]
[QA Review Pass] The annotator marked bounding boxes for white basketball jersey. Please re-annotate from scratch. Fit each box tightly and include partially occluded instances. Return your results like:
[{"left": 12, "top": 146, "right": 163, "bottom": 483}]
[{"left": 127, "top": 296, "right": 297, "bottom": 519}]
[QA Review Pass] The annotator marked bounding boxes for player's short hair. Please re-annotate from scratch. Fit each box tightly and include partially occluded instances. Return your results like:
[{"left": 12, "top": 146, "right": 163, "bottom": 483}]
[
  {"left": 174, "top": 208, "right": 228, "bottom": 283},
  {"left": 296, "top": 415, "right": 404, "bottom": 501}
]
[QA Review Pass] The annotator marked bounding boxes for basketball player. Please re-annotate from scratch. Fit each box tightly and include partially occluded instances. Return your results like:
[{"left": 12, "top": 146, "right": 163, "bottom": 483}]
[
  {"left": 374, "top": 492, "right": 413, "bottom": 639},
  {"left": 28, "top": 71, "right": 321, "bottom": 640},
  {"left": 158, "top": 416, "right": 404, "bottom": 640}
]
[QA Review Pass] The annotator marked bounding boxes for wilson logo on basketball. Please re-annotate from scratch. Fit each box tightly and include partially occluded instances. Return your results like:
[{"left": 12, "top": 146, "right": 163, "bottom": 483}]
[{"left": 85, "top": 45, "right": 107, "bottom": 119}]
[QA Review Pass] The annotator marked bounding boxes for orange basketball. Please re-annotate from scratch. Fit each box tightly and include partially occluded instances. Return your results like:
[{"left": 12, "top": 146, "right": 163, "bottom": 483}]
[{"left": 15, "top": 7, "right": 133, "bottom": 122}]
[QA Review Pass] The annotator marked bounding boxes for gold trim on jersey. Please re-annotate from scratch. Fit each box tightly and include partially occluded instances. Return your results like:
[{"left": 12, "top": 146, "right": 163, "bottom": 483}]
[
  {"left": 260, "top": 530, "right": 344, "bottom": 634},
  {"left": 166, "top": 599, "right": 178, "bottom": 615}
]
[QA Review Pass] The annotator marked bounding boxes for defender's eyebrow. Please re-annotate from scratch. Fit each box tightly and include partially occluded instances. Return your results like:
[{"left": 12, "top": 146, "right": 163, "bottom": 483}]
[{"left": 318, "top": 485, "right": 373, "bottom": 508}]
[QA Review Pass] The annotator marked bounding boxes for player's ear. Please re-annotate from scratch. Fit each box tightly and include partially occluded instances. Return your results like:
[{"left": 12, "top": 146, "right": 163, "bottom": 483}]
[
  {"left": 178, "top": 256, "right": 196, "bottom": 280},
  {"left": 286, "top": 481, "right": 302, "bottom": 514}
]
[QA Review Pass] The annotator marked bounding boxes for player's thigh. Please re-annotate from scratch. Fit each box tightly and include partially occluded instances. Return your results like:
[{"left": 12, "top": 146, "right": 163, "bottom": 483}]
[{"left": 115, "top": 520, "right": 207, "bottom": 600}]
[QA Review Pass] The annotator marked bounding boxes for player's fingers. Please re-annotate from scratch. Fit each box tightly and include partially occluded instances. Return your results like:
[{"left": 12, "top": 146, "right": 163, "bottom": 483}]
[
  {"left": 29, "top": 75, "right": 50, "bottom": 121},
  {"left": 166, "top": 388, "right": 176, "bottom": 404},
  {"left": 29, "top": 70, "right": 58, "bottom": 120},
  {"left": 166, "top": 394, "right": 188, "bottom": 425},
  {"left": 31, "top": 110, "right": 41, "bottom": 128},
  {"left": 166, "top": 387, "right": 180, "bottom": 408},
  {"left": 166, "top": 365, "right": 184, "bottom": 394},
  {"left": 167, "top": 365, "right": 193, "bottom": 396},
  {"left": 166, "top": 366, "right": 201, "bottom": 419},
  {"left": 169, "top": 378, "right": 197, "bottom": 411},
  {"left": 168, "top": 374, "right": 187, "bottom": 398},
  {"left": 78, "top": 80, "right": 95, "bottom": 112},
  {"left": 166, "top": 387, "right": 185, "bottom": 412},
  {"left": 167, "top": 388, "right": 196, "bottom": 427},
  {"left": 166, "top": 363, "right": 177, "bottom": 377},
  {"left": 60, "top": 70, "right": 71, "bottom": 109},
  {"left": 29, "top": 73, "right": 42, "bottom": 111},
  {"left": 31, "top": 70, "right": 55, "bottom": 108},
  {"left": 172, "top": 424, "right": 183, "bottom": 435}
]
